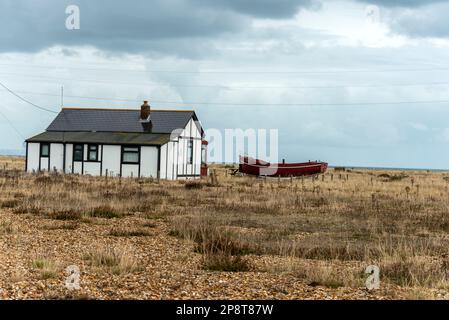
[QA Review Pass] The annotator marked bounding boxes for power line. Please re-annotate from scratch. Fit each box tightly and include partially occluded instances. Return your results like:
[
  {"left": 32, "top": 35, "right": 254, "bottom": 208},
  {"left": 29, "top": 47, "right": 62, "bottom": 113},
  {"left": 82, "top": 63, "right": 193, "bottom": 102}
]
[
  {"left": 0, "top": 106, "right": 25, "bottom": 140},
  {"left": 6, "top": 88, "right": 449, "bottom": 107},
  {"left": 3, "top": 72, "right": 449, "bottom": 90},
  {"left": 0, "top": 81, "right": 58, "bottom": 114},
  {"left": 1, "top": 62, "right": 449, "bottom": 74}
]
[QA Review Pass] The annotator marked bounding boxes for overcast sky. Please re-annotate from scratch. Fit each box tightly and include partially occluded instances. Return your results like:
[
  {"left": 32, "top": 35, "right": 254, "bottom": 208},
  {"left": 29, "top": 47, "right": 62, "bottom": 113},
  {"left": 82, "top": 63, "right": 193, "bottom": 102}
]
[{"left": 1, "top": 0, "right": 449, "bottom": 168}]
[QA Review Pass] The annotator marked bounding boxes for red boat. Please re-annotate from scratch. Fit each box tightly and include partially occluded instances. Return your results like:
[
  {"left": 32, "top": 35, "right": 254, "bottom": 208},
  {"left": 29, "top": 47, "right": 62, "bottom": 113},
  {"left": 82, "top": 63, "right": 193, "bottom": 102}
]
[{"left": 239, "top": 156, "right": 327, "bottom": 177}]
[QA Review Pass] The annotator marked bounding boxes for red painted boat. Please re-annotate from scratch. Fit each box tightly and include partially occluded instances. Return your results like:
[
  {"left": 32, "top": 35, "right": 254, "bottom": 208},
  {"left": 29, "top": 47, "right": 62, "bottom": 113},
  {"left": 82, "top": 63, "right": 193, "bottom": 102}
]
[{"left": 239, "top": 156, "right": 327, "bottom": 177}]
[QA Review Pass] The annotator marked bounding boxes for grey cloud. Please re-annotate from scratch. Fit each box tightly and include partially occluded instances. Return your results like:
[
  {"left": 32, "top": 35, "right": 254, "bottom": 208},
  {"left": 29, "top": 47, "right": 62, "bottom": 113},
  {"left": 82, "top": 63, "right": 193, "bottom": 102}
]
[
  {"left": 193, "top": 0, "right": 318, "bottom": 18},
  {"left": 353, "top": 1, "right": 449, "bottom": 39},
  {"left": 355, "top": 0, "right": 449, "bottom": 7},
  {"left": 389, "top": 3, "right": 449, "bottom": 38},
  {"left": 0, "top": 0, "right": 315, "bottom": 55}
]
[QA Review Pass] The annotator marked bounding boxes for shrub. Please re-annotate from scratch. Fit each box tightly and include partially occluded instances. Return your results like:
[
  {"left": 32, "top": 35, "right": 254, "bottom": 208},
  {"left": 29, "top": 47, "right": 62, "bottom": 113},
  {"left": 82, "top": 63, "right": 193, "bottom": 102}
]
[
  {"left": 1, "top": 199, "right": 20, "bottom": 208},
  {"left": 84, "top": 246, "right": 140, "bottom": 275},
  {"left": 108, "top": 228, "right": 151, "bottom": 237},
  {"left": 31, "top": 258, "right": 59, "bottom": 279},
  {"left": 49, "top": 210, "right": 82, "bottom": 221},
  {"left": 0, "top": 220, "right": 15, "bottom": 235},
  {"left": 184, "top": 182, "right": 203, "bottom": 190},
  {"left": 90, "top": 206, "right": 122, "bottom": 219},
  {"left": 203, "top": 253, "right": 250, "bottom": 272}
]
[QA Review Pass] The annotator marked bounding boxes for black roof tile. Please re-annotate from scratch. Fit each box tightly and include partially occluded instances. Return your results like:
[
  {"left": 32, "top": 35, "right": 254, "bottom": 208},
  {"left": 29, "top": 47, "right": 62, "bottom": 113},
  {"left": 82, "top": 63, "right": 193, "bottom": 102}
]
[{"left": 46, "top": 108, "right": 200, "bottom": 134}]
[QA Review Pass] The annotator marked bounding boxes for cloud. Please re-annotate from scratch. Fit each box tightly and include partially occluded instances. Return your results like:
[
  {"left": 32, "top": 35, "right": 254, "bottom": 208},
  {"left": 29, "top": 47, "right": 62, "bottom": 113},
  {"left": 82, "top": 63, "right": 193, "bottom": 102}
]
[
  {"left": 0, "top": 0, "right": 316, "bottom": 56},
  {"left": 354, "top": 0, "right": 449, "bottom": 8},
  {"left": 388, "top": 3, "right": 449, "bottom": 38},
  {"left": 352, "top": 1, "right": 449, "bottom": 39},
  {"left": 194, "top": 0, "right": 319, "bottom": 18}
]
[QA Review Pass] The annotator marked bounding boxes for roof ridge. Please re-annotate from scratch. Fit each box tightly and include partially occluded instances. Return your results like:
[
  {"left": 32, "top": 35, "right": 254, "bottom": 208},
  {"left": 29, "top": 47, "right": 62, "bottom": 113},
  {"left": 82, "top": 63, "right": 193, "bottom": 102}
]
[{"left": 61, "top": 107, "right": 194, "bottom": 112}]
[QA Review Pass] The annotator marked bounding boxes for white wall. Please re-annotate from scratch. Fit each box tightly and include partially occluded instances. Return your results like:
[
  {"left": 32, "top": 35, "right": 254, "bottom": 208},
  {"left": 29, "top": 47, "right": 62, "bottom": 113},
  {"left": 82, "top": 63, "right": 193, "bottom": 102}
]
[
  {"left": 160, "top": 143, "right": 167, "bottom": 179},
  {"left": 65, "top": 144, "right": 73, "bottom": 174},
  {"left": 84, "top": 162, "right": 101, "bottom": 175},
  {"left": 167, "top": 141, "right": 174, "bottom": 180},
  {"left": 166, "top": 117, "right": 203, "bottom": 180},
  {"left": 40, "top": 158, "right": 49, "bottom": 171},
  {"left": 102, "top": 145, "right": 121, "bottom": 177},
  {"left": 73, "top": 162, "right": 82, "bottom": 174},
  {"left": 122, "top": 164, "right": 139, "bottom": 178},
  {"left": 27, "top": 143, "right": 40, "bottom": 172},
  {"left": 140, "top": 146, "right": 158, "bottom": 178},
  {"left": 49, "top": 143, "right": 64, "bottom": 172}
]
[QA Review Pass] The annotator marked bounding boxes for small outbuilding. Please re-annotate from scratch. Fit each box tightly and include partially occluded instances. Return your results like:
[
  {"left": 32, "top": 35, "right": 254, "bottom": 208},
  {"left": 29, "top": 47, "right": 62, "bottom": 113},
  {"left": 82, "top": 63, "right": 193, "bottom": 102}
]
[{"left": 25, "top": 101, "right": 206, "bottom": 180}]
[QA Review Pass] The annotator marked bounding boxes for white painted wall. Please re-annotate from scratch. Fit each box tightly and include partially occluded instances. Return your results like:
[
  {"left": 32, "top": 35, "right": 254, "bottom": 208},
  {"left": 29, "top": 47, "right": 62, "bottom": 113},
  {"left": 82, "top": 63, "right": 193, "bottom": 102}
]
[
  {"left": 84, "top": 162, "right": 101, "bottom": 175},
  {"left": 102, "top": 145, "right": 121, "bottom": 177},
  {"left": 49, "top": 143, "right": 64, "bottom": 172},
  {"left": 65, "top": 144, "right": 73, "bottom": 174},
  {"left": 122, "top": 164, "right": 139, "bottom": 178},
  {"left": 73, "top": 162, "right": 82, "bottom": 174},
  {"left": 27, "top": 143, "right": 40, "bottom": 172},
  {"left": 160, "top": 143, "right": 167, "bottom": 179},
  {"left": 166, "top": 117, "right": 203, "bottom": 180},
  {"left": 167, "top": 141, "right": 174, "bottom": 180},
  {"left": 140, "top": 146, "right": 158, "bottom": 178}
]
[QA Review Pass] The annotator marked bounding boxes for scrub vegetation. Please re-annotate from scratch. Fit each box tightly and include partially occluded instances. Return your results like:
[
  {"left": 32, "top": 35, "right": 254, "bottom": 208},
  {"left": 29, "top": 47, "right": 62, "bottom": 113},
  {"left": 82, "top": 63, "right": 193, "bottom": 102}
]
[{"left": 1, "top": 155, "right": 449, "bottom": 299}]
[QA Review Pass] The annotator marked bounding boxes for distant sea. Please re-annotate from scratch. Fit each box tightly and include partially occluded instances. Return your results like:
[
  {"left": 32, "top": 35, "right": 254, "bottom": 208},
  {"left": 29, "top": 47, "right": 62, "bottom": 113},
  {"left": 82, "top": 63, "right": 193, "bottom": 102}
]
[
  {"left": 331, "top": 166, "right": 449, "bottom": 172},
  {"left": 216, "top": 162, "right": 449, "bottom": 173},
  {"left": 0, "top": 149, "right": 25, "bottom": 156}
]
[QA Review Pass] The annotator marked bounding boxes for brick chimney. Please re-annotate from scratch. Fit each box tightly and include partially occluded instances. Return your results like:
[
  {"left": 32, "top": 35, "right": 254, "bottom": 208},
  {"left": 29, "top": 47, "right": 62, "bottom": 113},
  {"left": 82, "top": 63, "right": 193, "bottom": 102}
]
[{"left": 140, "top": 100, "right": 151, "bottom": 121}]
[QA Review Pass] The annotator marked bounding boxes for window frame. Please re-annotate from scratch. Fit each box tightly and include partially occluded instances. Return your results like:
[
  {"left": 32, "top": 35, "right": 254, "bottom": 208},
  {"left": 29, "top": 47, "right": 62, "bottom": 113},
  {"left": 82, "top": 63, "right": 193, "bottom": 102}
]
[
  {"left": 73, "top": 144, "right": 84, "bottom": 162},
  {"left": 187, "top": 139, "right": 194, "bottom": 165},
  {"left": 40, "top": 143, "right": 50, "bottom": 158},
  {"left": 87, "top": 144, "right": 99, "bottom": 162},
  {"left": 121, "top": 146, "right": 140, "bottom": 165}
]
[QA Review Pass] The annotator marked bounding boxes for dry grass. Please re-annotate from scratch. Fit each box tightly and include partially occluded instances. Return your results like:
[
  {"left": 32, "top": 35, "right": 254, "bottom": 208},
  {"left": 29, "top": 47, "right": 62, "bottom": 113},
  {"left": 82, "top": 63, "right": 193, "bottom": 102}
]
[
  {"left": 31, "top": 257, "right": 59, "bottom": 280},
  {"left": 0, "top": 219, "right": 16, "bottom": 235},
  {"left": 108, "top": 227, "right": 151, "bottom": 237},
  {"left": 2, "top": 157, "right": 449, "bottom": 296},
  {"left": 83, "top": 245, "right": 141, "bottom": 275}
]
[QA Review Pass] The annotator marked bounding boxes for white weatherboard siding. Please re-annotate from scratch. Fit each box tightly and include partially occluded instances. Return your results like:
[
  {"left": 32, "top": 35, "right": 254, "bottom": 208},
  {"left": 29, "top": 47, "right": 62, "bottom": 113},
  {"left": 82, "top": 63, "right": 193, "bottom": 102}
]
[
  {"left": 49, "top": 143, "right": 64, "bottom": 172},
  {"left": 194, "top": 139, "right": 201, "bottom": 175},
  {"left": 40, "top": 157, "right": 49, "bottom": 172},
  {"left": 102, "top": 145, "right": 121, "bottom": 177},
  {"left": 167, "top": 141, "right": 174, "bottom": 180},
  {"left": 160, "top": 143, "right": 167, "bottom": 179},
  {"left": 73, "top": 161, "right": 82, "bottom": 174},
  {"left": 65, "top": 144, "right": 73, "bottom": 174},
  {"left": 84, "top": 162, "right": 101, "bottom": 175},
  {"left": 140, "top": 146, "right": 158, "bottom": 178},
  {"left": 173, "top": 118, "right": 202, "bottom": 179},
  {"left": 26, "top": 143, "right": 40, "bottom": 172},
  {"left": 122, "top": 164, "right": 139, "bottom": 178}
]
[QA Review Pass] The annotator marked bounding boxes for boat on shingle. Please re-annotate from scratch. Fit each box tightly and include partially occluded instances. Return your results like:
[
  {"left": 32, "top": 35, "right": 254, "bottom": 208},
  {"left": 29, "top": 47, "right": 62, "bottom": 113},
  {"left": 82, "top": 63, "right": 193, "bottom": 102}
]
[{"left": 239, "top": 156, "right": 327, "bottom": 177}]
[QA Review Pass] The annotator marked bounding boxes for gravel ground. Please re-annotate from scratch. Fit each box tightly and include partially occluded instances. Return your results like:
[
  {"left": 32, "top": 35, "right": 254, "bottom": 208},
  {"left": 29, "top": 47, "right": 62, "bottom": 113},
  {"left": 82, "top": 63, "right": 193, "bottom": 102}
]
[{"left": 0, "top": 209, "right": 429, "bottom": 300}]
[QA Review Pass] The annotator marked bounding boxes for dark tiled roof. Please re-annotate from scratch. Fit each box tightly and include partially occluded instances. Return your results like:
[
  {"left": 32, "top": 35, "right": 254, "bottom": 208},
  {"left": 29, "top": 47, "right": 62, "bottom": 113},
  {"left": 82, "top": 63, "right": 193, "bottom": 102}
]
[
  {"left": 46, "top": 108, "right": 199, "bottom": 134},
  {"left": 26, "top": 131, "right": 170, "bottom": 146}
]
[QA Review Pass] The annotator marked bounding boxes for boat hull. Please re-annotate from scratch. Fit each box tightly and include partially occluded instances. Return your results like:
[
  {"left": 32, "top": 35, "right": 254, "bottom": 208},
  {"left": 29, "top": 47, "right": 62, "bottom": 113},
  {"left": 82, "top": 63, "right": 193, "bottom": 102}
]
[{"left": 239, "top": 157, "right": 327, "bottom": 177}]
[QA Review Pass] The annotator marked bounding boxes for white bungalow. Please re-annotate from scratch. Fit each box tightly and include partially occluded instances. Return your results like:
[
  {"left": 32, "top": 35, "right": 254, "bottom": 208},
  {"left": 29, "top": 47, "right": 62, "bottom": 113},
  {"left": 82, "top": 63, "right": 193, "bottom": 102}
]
[{"left": 25, "top": 101, "right": 206, "bottom": 180}]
